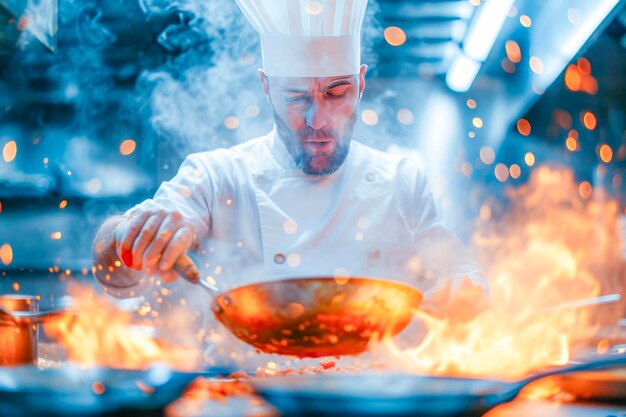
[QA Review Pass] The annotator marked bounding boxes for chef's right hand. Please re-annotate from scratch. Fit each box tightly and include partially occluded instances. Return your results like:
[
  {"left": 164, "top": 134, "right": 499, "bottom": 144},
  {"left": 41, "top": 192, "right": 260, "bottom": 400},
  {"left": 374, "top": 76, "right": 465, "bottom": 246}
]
[{"left": 114, "top": 207, "right": 196, "bottom": 283}]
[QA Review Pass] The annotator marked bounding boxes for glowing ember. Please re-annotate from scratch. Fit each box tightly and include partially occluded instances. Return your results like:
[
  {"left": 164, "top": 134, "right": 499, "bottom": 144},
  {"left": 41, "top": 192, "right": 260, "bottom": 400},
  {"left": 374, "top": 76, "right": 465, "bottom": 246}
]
[
  {"left": 386, "top": 166, "right": 624, "bottom": 380},
  {"left": 2, "top": 140, "right": 17, "bottom": 163},
  {"left": 43, "top": 284, "right": 202, "bottom": 370}
]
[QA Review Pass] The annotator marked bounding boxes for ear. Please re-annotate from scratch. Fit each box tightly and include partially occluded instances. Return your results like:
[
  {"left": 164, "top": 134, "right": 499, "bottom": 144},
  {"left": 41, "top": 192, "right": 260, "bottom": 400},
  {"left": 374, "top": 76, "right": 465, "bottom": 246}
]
[
  {"left": 258, "top": 69, "right": 269, "bottom": 96},
  {"left": 358, "top": 64, "right": 367, "bottom": 99}
]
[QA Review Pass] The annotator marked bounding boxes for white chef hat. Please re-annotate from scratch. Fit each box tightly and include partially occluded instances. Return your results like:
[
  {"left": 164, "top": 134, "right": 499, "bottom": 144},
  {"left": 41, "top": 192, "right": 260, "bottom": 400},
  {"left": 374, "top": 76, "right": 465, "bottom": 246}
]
[{"left": 235, "top": 0, "right": 368, "bottom": 78}]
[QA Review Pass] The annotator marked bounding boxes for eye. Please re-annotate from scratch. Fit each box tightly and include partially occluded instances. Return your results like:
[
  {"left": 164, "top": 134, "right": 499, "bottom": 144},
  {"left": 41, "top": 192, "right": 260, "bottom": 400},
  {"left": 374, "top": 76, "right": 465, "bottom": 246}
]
[
  {"left": 327, "top": 85, "right": 352, "bottom": 98},
  {"left": 284, "top": 92, "right": 308, "bottom": 102}
]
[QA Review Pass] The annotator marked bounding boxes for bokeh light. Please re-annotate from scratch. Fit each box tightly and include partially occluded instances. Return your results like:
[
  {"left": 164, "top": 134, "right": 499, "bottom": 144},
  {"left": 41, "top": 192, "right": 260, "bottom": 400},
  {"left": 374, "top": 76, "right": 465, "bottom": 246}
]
[
  {"left": 472, "top": 117, "right": 483, "bottom": 128},
  {"left": 517, "top": 118, "right": 531, "bottom": 136},
  {"left": 0, "top": 243, "right": 12, "bottom": 265},
  {"left": 494, "top": 163, "right": 509, "bottom": 182},
  {"left": 384, "top": 26, "right": 407, "bottom": 47},
  {"left": 520, "top": 15, "right": 532, "bottom": 27},
  {"left": 505, "top": 40, "right": 522, "bottom": 63},
  {"left": 582, "top": 111, "right": 597, "bottom": 130},
  {"left": 529, "top": 56, "right": 544, "bottom": 74},
  {"left": 119, "top": 139, "right": 136, "bottom": 156},
  {"left": 567, "top": 8, "right": 582, "bottom": 25},
  {"left": 566, "top": 137, "right": 577, "bottom": 152},
  {"left": 578, "top": 181, "right": 592, "bottom": 199},
  {"left": 397, "top": 108, "right": 414, "bottom": 125},
  {"left": 361, "top": 109, "right": 379, "bottom": 126},
  {"left": 224, "top": 116, "right": 240, "bottom": 129},
  {"left": 599, "top": 144, "right": 613, "bottom": 163},
  {"left": 2, "top": 140, "right": 17, "bottom": 163},
  {"left": 466, "top": 99, "right": 477, "bottom": 109},
  {"left": 480, "top": 146, "right": 495, "bottom": 165},
  {"left": 304, "top": 1, "right": 323, "bottom": 15},
  {"left": 509, "top": 164, "right": 521, "bottom": 179},
  {"left": 524, "top": 152, "right": 536, "bottom": 166}
]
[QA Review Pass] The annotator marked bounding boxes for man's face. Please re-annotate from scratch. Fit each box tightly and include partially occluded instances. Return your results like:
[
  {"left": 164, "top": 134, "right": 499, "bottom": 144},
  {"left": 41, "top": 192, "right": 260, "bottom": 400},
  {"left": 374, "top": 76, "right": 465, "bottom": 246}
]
[{"left": 262, "top": 65, "right": 367, "bottom": 176}]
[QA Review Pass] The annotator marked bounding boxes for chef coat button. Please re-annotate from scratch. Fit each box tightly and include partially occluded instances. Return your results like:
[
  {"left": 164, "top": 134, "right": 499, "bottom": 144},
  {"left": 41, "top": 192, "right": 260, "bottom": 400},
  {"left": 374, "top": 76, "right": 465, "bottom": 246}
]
[
  {"left": 274, "top": 253, "right": 286, "bottom": 264},
  {"left": 256, "top": 175, "right": 268, "bottom": 185},
  {"left": 365, "top": 171, "right": 376, "bottom": 182}
]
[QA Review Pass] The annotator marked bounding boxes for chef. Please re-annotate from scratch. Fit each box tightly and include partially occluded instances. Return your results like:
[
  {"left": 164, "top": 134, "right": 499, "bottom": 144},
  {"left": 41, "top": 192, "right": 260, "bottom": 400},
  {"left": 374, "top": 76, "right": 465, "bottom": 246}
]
[{"left": 92, "top": 0, "right": 488, "bottom": 321}]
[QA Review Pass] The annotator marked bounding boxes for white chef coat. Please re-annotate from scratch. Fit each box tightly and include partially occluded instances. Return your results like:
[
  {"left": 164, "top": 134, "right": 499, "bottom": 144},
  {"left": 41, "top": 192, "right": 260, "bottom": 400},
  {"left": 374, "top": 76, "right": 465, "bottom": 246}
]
[{"left": 107, "top": 128, "right": 485, "bottom": 298}]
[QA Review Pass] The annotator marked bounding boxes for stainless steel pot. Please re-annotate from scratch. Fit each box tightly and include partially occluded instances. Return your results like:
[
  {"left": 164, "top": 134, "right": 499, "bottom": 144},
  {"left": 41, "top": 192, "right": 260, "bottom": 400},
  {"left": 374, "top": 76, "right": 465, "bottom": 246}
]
[{"left": 0, "top": 295, "right": 38, "bottom": 366}]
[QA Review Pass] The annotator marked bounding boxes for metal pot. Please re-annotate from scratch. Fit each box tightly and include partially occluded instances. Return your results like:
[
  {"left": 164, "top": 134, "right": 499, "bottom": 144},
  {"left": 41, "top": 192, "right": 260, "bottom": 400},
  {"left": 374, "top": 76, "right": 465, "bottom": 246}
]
[{"left": 0, "top": 295, "right": 38, "bottom": 366}]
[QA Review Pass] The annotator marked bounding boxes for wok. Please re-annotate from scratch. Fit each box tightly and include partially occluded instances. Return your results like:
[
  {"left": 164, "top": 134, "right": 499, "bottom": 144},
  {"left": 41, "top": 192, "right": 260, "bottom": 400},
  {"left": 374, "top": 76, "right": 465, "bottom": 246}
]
[
  {"left": 176, "top": 256, "right": 423, "bottom": 357},
  {"left": 251, "top": 354, "right": 626, "bottom": 417}
]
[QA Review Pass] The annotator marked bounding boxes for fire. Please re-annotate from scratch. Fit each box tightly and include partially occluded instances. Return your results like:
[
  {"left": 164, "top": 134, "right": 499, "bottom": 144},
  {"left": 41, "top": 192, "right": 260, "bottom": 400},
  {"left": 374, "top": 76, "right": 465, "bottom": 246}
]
[
  {"left": 387, "top": 166, "right": 624, "bottom": 380},
  {"left": 43, "top": 284, "right": 202, "bottom": 370}
]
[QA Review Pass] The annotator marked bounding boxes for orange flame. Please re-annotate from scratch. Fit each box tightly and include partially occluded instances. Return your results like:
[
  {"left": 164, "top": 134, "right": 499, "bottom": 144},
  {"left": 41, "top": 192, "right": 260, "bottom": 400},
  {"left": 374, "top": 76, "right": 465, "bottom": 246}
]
[
  {"left": 386, "top": 166, "right": 624, "bottom": 380},
  {"left": 43, "top": 284, "right": 202, "bottom": 370}
]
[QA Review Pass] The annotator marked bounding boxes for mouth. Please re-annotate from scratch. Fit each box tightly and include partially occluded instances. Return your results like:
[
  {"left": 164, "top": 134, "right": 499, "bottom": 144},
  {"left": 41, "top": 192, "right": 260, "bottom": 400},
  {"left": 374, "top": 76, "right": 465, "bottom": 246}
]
[{"left": 303, "top": 140, "right": 335, "bottom": 153}]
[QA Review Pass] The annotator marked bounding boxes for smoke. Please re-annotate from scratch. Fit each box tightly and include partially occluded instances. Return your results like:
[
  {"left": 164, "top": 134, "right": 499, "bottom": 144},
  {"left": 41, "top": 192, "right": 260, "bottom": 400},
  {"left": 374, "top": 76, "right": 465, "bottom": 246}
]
[{"left": 137, "top": 0, "right": 382, "bottom": 154}]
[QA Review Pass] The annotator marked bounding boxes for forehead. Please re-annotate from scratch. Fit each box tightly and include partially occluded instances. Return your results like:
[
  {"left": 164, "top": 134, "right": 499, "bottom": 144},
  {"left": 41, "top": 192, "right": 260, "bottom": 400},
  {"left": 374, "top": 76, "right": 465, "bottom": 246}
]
[{"left": 269, "top": 75, "right": 356, "bottom": 91}]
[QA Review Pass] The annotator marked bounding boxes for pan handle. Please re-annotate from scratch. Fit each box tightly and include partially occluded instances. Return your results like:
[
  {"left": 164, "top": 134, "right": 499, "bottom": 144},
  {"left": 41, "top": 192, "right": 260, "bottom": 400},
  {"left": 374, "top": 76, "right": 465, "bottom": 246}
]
[
  {"left": 490, "top": 353, "right": 626, "bottom": 405},
  {"left": 174, "top": 254, "right": 220, "bottom": 296}
]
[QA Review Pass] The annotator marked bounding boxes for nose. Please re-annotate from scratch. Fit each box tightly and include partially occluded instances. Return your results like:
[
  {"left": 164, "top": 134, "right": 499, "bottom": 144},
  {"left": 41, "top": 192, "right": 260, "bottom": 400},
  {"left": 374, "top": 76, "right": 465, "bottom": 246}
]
[{"left": 305, "top": 98, "right": 327, "bottom": 130}]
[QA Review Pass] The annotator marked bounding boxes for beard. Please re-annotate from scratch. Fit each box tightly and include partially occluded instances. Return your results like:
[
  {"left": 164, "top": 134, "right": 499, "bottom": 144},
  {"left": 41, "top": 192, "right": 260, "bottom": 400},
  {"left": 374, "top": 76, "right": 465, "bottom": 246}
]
[{"left": 273, "top": 112, "right": 356, "bottom": 176}]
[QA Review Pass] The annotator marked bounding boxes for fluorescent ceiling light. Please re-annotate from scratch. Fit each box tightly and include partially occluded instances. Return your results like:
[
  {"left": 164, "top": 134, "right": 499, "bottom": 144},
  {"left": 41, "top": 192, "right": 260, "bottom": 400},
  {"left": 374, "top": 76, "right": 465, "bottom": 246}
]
[
  {"left": 561, "top": 0, "right": 620, "bottom": 57},
  {"left": 532, "top": 0, "right": 621, "bottom": 92},
  {"left": 463, "top": 0, "right": 516, "bottom": 61},
  {"left": 446, "top": 53, "right": 481, "bottom": 93}
]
